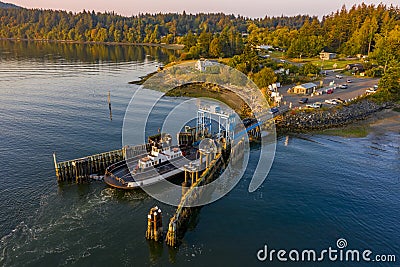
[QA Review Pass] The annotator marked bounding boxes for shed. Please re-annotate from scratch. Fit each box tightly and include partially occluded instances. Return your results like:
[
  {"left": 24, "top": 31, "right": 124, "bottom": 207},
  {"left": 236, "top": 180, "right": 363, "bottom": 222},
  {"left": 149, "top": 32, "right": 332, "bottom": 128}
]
[
  {"left": 320, "top": 52, "right": 337, "bottom": 60},
  {"left": 292, "top": 83, "right": 318, "bottom": 95}
]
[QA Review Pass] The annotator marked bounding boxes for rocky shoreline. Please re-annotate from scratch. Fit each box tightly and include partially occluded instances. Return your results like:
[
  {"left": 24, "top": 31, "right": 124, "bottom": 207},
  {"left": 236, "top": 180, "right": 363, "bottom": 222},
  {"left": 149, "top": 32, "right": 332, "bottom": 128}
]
[
  {"left": 276, "top": 99, "right": 396, "bottom": 133},
  {"left": 127, "top": 70, "right": 397, "bottom": 135}
]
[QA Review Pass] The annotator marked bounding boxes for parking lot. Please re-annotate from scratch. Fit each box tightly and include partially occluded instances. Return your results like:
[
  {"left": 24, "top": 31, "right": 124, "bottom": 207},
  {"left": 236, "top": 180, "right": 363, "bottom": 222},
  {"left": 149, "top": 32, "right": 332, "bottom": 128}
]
[{"left": 277, "top": 71, "right": 379, "bottom": 109}]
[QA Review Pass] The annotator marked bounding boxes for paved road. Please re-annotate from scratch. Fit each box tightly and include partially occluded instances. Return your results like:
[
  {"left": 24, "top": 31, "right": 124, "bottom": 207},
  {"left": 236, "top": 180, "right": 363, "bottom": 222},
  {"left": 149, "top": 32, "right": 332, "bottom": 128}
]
[{"left": 276, "top": 71, "right": 379, "bottom": 109}]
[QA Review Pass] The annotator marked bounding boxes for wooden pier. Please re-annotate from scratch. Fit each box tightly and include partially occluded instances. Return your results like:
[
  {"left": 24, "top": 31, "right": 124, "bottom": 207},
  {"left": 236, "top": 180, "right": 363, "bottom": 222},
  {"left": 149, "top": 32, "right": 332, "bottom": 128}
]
[
  {"left": 53, "top": 144, "right": 150, "bottom": 183},
  {"left": 162, "top": 140, "right": 244, "bottom": 247}
]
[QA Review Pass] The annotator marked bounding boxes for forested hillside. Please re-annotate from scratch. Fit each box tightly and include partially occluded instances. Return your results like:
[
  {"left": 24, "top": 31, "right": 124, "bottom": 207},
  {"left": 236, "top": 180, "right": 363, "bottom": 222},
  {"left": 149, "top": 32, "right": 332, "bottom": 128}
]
[
  {"left": 0, "top": 2, "right": 398, "bottom": 100},
  {"left": 0, "top": 3, "right": 398, "bottom": 66},
  {"left": 248, "top": 4, "right": 399, "bottom": 58},
  {"left": 0, "top": 1, "right": 20, "bottom": 9}
]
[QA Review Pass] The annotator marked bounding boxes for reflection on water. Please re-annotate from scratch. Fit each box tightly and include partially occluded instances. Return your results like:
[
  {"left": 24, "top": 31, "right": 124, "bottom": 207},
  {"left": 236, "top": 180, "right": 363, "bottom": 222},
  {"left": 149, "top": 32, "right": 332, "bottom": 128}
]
[{"left": 0, "top": 40, "right": 180, "bottom": 63}]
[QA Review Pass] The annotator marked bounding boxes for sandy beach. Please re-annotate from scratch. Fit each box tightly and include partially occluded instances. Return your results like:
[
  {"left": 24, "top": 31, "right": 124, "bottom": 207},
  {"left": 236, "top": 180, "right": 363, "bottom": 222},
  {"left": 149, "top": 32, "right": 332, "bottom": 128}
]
[{"left": 368, "top": 108, "right": 400, "bottom": 135}]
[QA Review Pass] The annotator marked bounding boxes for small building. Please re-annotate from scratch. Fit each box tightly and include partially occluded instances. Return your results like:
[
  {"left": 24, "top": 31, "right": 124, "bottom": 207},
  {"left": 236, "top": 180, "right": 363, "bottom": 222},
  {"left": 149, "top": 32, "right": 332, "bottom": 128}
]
[
  {"left": 195, "top": 59, "right": 217, "bottom": 72},
  {"left": 346, "top": 63, "right": 364, "bottom": 72},
  {"left": 292, "top": 82, "right": 318, "bottom": 95},
  {"left": 320, "top": 52, "right": 337, "bottom": 60},
  {"left": 274, "top": 68, "right": 286, "bottom": 74}
]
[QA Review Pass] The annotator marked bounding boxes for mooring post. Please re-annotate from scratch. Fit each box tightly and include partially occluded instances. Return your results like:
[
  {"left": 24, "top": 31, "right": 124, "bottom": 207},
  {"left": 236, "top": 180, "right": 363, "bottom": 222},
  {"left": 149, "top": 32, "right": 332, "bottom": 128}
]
[
  {"left": 154, "top": 209, "right": 163, "bottom": 242},
  {"left": 166, "top": 216, "right": 177, "bottom": 247},
  {"left": 66, "top": 162, "right": 71, "bottom": 181},
  {"left": 76, "top": 161, "right": 81, "bottom": 183},
  {"left": 73, "top": 161, "right": 81, "bottom": 183},
  {"left": 205, "top": 151, "right": 210, "bottom": 169},
  {"left": 108, "top": 90, "right": 112, "bottom": 121},
  {"left": 146, "top": 213, "right": 153, "bottom": 240},
  {"left": 53, "top": 152, "right": 60, "bottom": 181},
  {"left": 199, "top": 150, "right": 203, "bottom": 168},
  {"left": 182, "top": 181, "right": 189, "bottom": 196},
  {"left": 146, "top": 207, "right": 163, "bottom": 242},
  {"left": 184, "top": 168, "right": 188, "bottom": 184}
]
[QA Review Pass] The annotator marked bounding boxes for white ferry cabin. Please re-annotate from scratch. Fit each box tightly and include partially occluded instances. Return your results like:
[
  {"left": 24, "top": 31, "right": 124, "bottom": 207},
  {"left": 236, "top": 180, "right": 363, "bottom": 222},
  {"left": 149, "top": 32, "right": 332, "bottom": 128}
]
[{"left": 138, "top": 145, "right": 182, "bottom": 170}]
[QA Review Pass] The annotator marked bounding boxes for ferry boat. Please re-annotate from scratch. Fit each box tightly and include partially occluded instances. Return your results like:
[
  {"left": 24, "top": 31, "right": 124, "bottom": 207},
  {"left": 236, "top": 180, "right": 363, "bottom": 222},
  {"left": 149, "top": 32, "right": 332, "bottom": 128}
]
[{"left": 104, "top": 133, "right": 196, "bottom": 190}]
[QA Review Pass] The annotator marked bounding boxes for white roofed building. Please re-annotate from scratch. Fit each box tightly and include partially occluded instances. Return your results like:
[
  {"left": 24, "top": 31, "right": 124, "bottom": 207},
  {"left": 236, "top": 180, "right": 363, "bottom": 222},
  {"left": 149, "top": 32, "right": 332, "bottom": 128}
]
[
  {"left": 195, "top": 59, "right": 218, "bottom": 72},
  {"left": 292, "top": 82, "right": 318, "bottom": 95}
]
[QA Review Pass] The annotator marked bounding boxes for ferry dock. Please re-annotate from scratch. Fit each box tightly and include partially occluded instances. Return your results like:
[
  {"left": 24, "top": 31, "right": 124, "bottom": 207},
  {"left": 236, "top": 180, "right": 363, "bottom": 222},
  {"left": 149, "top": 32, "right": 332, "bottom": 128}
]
[{"left": 53, "top": 105, "right": 264, "bottom": 247}]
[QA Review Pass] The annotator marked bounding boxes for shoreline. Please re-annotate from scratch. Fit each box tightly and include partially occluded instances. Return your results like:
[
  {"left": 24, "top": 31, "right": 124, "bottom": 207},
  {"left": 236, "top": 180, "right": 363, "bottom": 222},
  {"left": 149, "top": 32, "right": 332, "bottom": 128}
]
[
  {"left": 0, "top": 38, "right": 185, "bottom": 50},
  {"left": 310, "top": 108, "right": 400, "bottom": 138},
  {"left": 129, "top": 71, "right": 159, "bottom": 85},
  {"left": 275, "top": 99, "right": 397, "bottom": 134},
  {"left": 125, "top": 63, "right": 398, "bottom": 138}
]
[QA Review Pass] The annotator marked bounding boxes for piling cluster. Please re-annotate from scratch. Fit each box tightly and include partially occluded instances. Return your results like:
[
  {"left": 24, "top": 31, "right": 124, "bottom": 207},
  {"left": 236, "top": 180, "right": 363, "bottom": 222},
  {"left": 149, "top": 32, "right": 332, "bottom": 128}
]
[
  {"left": 146, "top": 207, "right": 163, "bottom": 242},
  {"left": 165, "top": 216, "right": 177, "bottom": 247}
]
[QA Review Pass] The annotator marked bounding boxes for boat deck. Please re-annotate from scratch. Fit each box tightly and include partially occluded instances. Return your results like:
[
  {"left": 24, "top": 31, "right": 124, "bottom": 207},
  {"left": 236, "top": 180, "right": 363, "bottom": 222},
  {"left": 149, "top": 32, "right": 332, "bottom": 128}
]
[{"left": 104, "top": 148, "right": 199, "bottom": 189}]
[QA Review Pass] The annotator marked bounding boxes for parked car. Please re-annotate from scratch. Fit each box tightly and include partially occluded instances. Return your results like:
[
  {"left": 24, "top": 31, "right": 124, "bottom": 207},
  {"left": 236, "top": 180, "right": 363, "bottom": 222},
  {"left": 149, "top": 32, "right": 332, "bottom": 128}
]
[
  {"left": 326, "top": 88, "right": 334, "bottom": 94},
  {"left": 334, "top": 98, "right": 344, "bottom": 104},
  {"left": 347, "top": 79, "right": 352, "bottom": 83},
  {"left": 373, "top": 85, "right": 378, "bottom": 89},
  {"left": 339, "top": 84, "right": 348, "bottom": 89},
  {"left": 325, "top": 99, "right": 338, "bottom": 105},
  {"left": 269, "top": 107, "right": 279, "bottom": 114},
  {"left": 306, "top": 102, "right": 322, "bottom": 108},
  {"left": 336, "top": 74, "right": 343, "bottom": 79},
  {"left": 299, "top": 98, "right": 309, "bottom": 104},
  {"left": 366, "top": 88, "right": 377, "bottom": 93}
]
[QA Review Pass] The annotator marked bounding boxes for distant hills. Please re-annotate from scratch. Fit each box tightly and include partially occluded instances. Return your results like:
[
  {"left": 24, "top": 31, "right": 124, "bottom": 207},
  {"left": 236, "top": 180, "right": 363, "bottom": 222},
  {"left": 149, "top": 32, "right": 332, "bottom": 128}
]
[{"left": 0, "top": 1, "right": 21, "bottom": 9}]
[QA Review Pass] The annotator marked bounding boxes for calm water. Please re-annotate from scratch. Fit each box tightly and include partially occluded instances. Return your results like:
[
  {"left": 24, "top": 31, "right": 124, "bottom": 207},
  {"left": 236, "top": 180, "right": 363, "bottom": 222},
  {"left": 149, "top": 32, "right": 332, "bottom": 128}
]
[{"left": 0, "top": 41, "right": 399, "bottom": 267}]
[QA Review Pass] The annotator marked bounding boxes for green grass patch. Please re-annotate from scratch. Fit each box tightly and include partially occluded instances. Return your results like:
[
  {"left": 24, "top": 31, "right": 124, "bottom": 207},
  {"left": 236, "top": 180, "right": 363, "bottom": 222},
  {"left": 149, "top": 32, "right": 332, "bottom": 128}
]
[
  {"left": 289, "top": 57, "right": 363, "bottom": 70},
  {"left": 269, "top": 51, "right": 285, "bottom": 58},
  {"left": 218, "top": 58, "right": 232, "bottom": 64},
  {"left": 314, "top": 125, "right": 370, "bottom": 138}
]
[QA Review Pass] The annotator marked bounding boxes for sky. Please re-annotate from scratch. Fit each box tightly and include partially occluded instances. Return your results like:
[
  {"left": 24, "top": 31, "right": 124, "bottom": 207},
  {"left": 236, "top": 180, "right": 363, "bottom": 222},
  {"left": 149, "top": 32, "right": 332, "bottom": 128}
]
[{"left": 6, "top": 0, "right": 399, "bottom": 18}]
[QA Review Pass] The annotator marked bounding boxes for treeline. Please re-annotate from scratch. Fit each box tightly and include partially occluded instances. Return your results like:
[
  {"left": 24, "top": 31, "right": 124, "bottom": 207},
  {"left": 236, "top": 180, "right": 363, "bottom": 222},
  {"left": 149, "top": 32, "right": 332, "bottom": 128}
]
[
  {"left": 0, "top": 7, "right": 314, "bottom": 58},
  {"left": 0, "top": 4, "right": 398, "bottom": 62},
  {"left": 0, "top": 8, "right": 312, "bottom": 43},
  {"left": 248, "top": 3, "right": 399, "bottom": 58}
]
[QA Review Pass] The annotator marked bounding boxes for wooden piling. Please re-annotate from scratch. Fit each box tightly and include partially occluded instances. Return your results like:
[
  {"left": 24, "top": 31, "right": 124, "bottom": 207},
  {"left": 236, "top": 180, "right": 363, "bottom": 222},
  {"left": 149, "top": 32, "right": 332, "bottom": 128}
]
[
  {"left": 53, "top": 153, "right": 60, "bottom": 181},
  {"left": 108, "top": 90, "right": 112, "bottom": 121},
  {"left": 54, "top": 147, "right": 134, "bottom": 183},
  {"left": 146, "top": 207, "right": 163, "bottom": 242},
  {"left": 165, "top": 216, "right": 177, "bottom": 247},
  {"left": 162, "top": 138, "right": 243, "bottom": 248}
]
